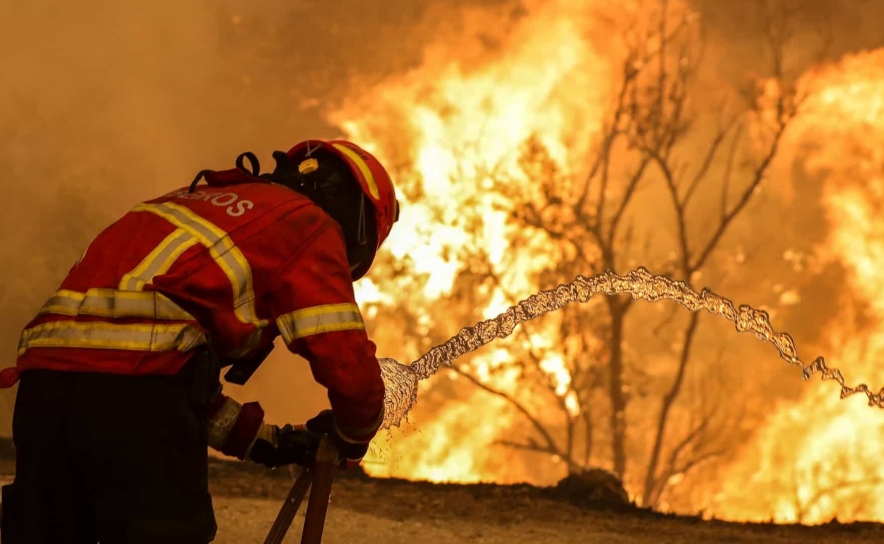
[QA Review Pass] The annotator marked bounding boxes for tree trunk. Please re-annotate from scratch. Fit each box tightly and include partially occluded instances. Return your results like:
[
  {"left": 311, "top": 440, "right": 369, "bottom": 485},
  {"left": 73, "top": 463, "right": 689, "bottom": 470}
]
[{"left": 607, "top": 297, "right": 628, "bottom": 479}]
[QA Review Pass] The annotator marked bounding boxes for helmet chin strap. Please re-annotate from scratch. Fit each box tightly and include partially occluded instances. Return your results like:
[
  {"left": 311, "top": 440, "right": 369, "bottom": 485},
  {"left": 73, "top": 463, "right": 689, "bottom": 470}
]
[
  {"left": 348, "top": 196, "right": 370, "bottom": 274},
  {"left": 356, "top": 195, "right": 367, "bottom": 246}
]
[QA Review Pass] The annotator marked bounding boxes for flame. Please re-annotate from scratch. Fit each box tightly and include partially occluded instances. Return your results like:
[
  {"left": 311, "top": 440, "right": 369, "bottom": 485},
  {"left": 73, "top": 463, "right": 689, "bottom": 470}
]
[
  {"left": 332, "top": 0, "right": 884, "bottom": 523},
  {"left": 712, "top": 48, "right": 884, "bottom": 523},
  {"left": 368, "top": 391, "right": 516, "bottom": 483},
  {"left": 337, "top": 0, "right": 621, "bottom": 300},
  {"left": 363, "top": 348, "right": 523, "bottom": 483},
  {"left": 334, "top": 0, "right": 623, "bottom": 483}
]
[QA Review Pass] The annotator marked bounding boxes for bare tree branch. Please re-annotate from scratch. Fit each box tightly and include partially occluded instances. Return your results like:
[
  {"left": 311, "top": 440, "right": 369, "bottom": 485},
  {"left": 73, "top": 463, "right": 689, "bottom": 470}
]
[
  {"left": 520, "top": 204, "right": 597, "bottom": 269},
  {"left": 643, "top": 312, "right": 701, "bottom": 505},
  {"left": 691, "top": 117, "right": 788, "bottom": 271},
  {"left": 672, "top": 450, "right": 726, "bottom": 481},
  {"left": 607, "top": 158, "right": 653, "bottom": 246},
  {"left": 452, "top": 366, "right": 567, "bottom": 462},
  {"left": 668, "top": 407, "right": 715, "bottom": 465},
  {"left": 436, "top": 0, "right": 806, "bottom": 505},
  {"left": 581, "top": 407, "right": 594, "bottom": 466},
  {"left": 794, "top": 474, "right": 884, "bottom": 523},
  {"left": 683, "top": 115, "right": 741, "bottom": 207},
  {"left": 720, "top": 121, "right": 745, "bottom": 217},
  {"left": 651, "top": 302, "right": 682, "bottom": 337}
]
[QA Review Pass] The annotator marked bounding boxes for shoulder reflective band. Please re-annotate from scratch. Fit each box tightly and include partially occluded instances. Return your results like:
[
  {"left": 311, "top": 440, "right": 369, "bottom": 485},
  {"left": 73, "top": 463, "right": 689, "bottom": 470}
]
[
  {"left": 18, "top": 321, "right": 206, "bottom": 356},
  {"left": 120, "top": 228, "right": 199, "bottom": 291},
  {"left": 276, "top": 303, "right": 365, "bottom": 345},
  {"left": 331, "top": 143, "right": 380, "bottom": 200},
  {"left": 131, "top": 202, "right": 269, "bottom": 343},
  {"left": 37, "top": 289, "right": 195, "bottom": 321}
]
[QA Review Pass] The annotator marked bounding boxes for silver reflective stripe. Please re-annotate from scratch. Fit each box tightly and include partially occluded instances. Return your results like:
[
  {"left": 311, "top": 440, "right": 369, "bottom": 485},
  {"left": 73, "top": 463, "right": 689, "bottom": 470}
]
[
  {"left": 131, "top": 202, "right": 268, "bottom": 332},
  {"left": 119, "top": 229, "right": 199, "bottom": 291},
  {"left": 276, "top": 303, "right": 365, "bottom": 345},
  {"left": 334, "top": 405, "right": 385, "bottom": 445},
  {"left": 18, "top": 321, "right": 206, "bottom": 356},
  {"left": 38, "top": 289, "right": 195, "bottom": 321},
  {"left": 206, "top": 397, "right": 243, "bottom": 450}
]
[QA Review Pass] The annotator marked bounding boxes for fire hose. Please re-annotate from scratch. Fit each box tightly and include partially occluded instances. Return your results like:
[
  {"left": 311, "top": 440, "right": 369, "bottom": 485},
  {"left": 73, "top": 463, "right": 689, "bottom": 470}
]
[{"left": 264, "top": 435, "right": 340, "bottom": 544}]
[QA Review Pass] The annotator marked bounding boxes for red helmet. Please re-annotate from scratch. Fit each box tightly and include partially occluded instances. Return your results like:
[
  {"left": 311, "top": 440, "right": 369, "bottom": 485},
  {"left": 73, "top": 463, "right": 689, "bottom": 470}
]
[{"left": 286, "top": 140, "right": 400, "bottom": 277}]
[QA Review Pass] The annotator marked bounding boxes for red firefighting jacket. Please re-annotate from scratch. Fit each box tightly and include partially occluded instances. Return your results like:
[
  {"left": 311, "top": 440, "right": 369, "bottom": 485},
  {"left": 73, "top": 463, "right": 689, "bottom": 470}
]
[{"left": 0, "top": 168, "right": 385, "bottom": 442}]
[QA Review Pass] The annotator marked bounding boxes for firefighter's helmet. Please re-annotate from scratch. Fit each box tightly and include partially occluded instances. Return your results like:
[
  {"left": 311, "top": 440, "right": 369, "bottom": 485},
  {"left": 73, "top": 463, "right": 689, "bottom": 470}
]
[{"left": 287, "top": 140, "right": 400, "bottom": 280}]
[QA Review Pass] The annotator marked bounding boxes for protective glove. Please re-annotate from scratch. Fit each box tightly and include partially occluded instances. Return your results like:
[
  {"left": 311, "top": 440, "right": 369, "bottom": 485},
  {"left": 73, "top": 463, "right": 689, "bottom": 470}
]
[
  {"left": 305, "top": 409, "right": 372, "bottom": 468},
  {"left": 204, "top": 394, "right": 324, "bottom": 468},
  {"left": 248, "top": 423, "right": 324, "bottom": 468}
]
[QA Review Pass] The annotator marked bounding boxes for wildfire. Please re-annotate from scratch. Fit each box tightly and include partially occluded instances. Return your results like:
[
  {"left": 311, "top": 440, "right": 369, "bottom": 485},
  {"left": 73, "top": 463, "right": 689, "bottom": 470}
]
[
  {"left": 333, "top": 0, "right": 619, "bottom": 299},
  {"left": 329, "top": 0, "right": 884, "bottom": 524},
  {"left": 711, "top": 48, "right": 884, "bottom": 523},
  {"left": 332, "top": 0, "right": 621, "bottom": 484},
  {"left": 369, "top": 389, "right": 517, "bottom": 483}
]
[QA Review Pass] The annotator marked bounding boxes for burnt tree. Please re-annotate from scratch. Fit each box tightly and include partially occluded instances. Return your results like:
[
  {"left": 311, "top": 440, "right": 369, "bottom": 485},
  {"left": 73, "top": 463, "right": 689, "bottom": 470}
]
[{"left": 451, "top": 0, "right": 810, "bottom": 505}]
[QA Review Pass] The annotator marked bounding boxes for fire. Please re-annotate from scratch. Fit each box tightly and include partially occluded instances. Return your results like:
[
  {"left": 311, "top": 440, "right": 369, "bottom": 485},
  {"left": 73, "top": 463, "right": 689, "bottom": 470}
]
[
  {"left": 369, "top": 390, "right": 517, "bottom": 483},
  {"left": 332, "top": 0, "right": 622, "bottom": 483},
  {"left": 333, "top": 0, "right": 618, "bottom": 300},
  {"left": 711, "top": 49, "right": 884, "bottom": 523},
  {"left": 365, "top": 348, "right": 523, "bottom": 483},
  {"left": 330, "top": 0, "right": 884, "bottom": 524}
]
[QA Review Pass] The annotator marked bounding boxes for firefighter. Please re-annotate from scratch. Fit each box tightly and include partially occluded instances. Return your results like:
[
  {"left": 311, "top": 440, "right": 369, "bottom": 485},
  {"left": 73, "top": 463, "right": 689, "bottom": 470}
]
[{"left": 0, "top": 140, "right": 399, "bottom": 543}]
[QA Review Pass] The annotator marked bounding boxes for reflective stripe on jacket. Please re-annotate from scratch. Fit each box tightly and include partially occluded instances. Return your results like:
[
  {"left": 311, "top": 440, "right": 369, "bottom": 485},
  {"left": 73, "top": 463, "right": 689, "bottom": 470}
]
[{"left": 0, "top": 168, "right": 385, "bottom": 443}]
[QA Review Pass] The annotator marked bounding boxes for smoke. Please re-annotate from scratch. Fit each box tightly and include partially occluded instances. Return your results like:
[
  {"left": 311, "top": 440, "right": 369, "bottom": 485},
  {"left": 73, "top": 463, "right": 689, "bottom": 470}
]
[
  {"left": 689, "top": 0, "right": 884, "bottom": 80},
  {"left": 0, "top": 0, "right": 509, "bottom": 433}
]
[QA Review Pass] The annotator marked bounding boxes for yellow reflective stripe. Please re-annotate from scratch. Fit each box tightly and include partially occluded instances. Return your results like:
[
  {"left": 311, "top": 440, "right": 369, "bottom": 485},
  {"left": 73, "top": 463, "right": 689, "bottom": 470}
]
[
  {"left": 276, "top": 303, "right": 365, "bottom": 344},
  {"left": 131, "top": 203, "right": 268, "bottom": 334},
  {"left": 18, "top": 321, "right": 206, "bottom": 356},
  {"left": 332, "top": 143, "right": 379, "bottom": 200},
  {"left": 37, "top": 289, "right": 195, "bottom": 321},
  {"left": 120, "top": 229, "right": 199, "bottom": 291}
]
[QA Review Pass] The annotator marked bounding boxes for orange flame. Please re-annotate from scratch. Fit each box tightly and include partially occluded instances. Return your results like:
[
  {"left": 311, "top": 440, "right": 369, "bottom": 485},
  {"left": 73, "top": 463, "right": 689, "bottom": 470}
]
[
  {"left": 335, "top": 0, "right": 621, "bottom": 297},
  {"left": 332, "top": 0, "right": 884, "bottom": 523},
  {"left": 332, "top": 0, "right": 630, "bottom": 484},
  {"left": 712, "top": 48, "right": 884, "bottom": 523}
]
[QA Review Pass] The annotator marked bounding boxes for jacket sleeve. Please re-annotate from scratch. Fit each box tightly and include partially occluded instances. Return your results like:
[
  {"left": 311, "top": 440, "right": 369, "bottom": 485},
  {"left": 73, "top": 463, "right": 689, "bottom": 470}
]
[{"left": 269, "top": 221, "right": 386, "bottom": 443}]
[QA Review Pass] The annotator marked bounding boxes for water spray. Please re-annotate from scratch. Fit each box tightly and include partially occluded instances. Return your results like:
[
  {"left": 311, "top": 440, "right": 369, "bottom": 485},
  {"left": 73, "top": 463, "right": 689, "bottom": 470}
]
[{"left": 378, "top": 266, "right": 884, "bottom": 429}]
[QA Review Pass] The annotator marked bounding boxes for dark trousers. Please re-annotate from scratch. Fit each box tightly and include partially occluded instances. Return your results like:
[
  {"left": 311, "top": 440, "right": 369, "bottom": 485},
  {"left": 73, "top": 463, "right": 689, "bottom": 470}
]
[{"left": 1, "top": 365, "right": 218, "bottom": 543}]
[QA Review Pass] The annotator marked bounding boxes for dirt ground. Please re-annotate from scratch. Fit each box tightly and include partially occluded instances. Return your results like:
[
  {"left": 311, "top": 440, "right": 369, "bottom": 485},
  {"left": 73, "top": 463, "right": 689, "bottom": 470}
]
[
  {"left": 204, "top": 460, "right": 884, "bottom": 544},
  {"left": 1, "top": 455, "right": 883, "bottom": 543},
  {"left": 211, "top": 495, "right": 884, "bottom": 544}
]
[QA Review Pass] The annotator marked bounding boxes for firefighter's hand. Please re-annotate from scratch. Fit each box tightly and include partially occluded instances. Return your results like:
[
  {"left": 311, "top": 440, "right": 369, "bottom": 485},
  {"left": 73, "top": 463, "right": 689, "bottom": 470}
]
[
  {"left": 305, "top": 409, "right": 369, "bottom": 468},
  {"left": 248, "top": 424, "right": 323, "bottom": 468}
]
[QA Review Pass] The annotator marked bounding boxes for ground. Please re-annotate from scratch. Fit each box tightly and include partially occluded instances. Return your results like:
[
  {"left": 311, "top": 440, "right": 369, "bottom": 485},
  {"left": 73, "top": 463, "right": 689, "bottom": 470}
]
[
  {"left": 205, "top": 460, "right": 884, "bottom": 543},
  {"left": 1, "top": 452, "right": 882, "bottom": 543}
]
